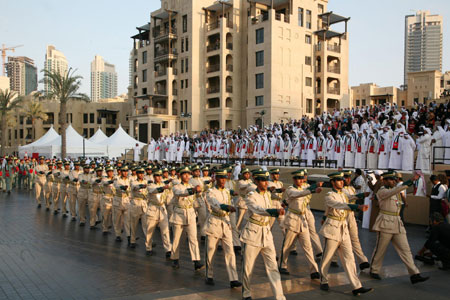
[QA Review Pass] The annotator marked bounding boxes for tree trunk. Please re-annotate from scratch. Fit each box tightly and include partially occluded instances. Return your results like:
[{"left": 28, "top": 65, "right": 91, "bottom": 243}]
[
  {"left": 60, "top": 101, "right": 67, "bottom": 158},
  {"left": 0, "top": 112, "right": 6, "bottom": 156}
]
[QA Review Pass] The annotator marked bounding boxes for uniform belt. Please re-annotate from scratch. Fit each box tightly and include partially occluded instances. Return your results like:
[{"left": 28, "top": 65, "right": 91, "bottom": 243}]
[
  {"left": 380, "top": 210, "right": 400, "bottom": 216},
  {"left": 211, "top": 211, "right": 228, "bottom": 218},
  {"left": 249, "top": 217, "right": 269, "bottom": 226},
  {"left": 133, "top": 196, "right": 146, "bottom": 200},
  {"left": 177, "top": 204, "right": 193, "bottom": 209},
  {"left": 104, "top": 194, "right": 114, "bottom": 197},
  {"left": 149, "top": 201, "right": 164, "bottom": 207},
  {"left": 93, "top": 191, "right": 102, "bottom": 194},
  {"left": 288, "top": 207, "right": 305, "bottom": 216},
  {"left": 327, "top": 215, "right": 346, "bottom": 221}
]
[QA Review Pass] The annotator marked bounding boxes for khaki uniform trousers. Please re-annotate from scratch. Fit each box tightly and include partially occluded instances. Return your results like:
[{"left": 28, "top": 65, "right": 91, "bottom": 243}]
[
  {"left": 145, "top": 208, "right": 172, "bottom": 252},
  {"left": 348, "top": 213, "right": 369, "bottom": 263},
  {"left": 88, "top": 193, "right": 102, "bottom": 227},
  {"left": 129, "top": 199, "right": 147, "bottom": 243},
  {"left": 35, "top": 177, "right": 46, "bottom": 205},
  {"left": 230, "top": 211, "right": 241, "bottom": 247},
  {"left": 195, "top": 195, "right": 207, "bottom": 237},
  {"left": 320, "top": 237, "right": 363, "bottom": 290},
  {"left": 101, "top": 196, "right": 113, "bottom": 232},
  {"left": 242, "top": 242, "right": 285, "bottom": 300},
  {"left": 112, "top": 197, "right": 130, "bottom": 238},
  {"left": 60, "top": 184, "right": 69, "bottom": 214},
  {"left": 280, "top": 229, "right": 318, "bottom": 272},
  {"left": 306, "top": 209, "right": 323, "bottom": 254},
  {"left": 171, "top": 221, "right": 201, "bottom": 261},
  {"left": 78, "top": 188, "right": 89, "bottom": 223},
  {"left": 44, "top": 181, "right": 53, "bottom": 208},
  {"left": 52, "top": 183, "right": 61, "bottom": 211},
  {"left": 205, "top": 234, "right": 238, "bottom": 281},
  {"left": 69, "top": 186, "right": 78, "bottom": 218},
  {"left": 370, "top": 232, "right": 419, "bottom": 275}
]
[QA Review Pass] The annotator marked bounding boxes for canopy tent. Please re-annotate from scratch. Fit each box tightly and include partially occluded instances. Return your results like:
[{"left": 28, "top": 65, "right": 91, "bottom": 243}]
[
  {"left": 98, "top": 124, "right": 146, "bottom": 158},
  {"left": 18, "top": 125, "right": 60, "bottom": 158},
  {"left": 89, "top": 128, "right": 109, "bottom": 144},
  {"left": 19, "top": 124, "right": 107, "bottom": 159}
]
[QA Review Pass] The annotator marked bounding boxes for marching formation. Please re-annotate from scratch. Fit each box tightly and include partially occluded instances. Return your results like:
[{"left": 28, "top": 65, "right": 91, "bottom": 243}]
[{"left": 1, "top": 154, "right": 433, "bottom": 300}]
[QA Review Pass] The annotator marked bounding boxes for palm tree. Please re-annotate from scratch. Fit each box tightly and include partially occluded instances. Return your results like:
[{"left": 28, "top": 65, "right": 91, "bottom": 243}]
[
  {"left": 40, "top": 68, "right": 89, "bottom": 158},
  {"left": 0, "top": 89, "right": 22, "bottom": 155},
  {"left": 22, "top": 100, "right": 48, "bottom": 140}
]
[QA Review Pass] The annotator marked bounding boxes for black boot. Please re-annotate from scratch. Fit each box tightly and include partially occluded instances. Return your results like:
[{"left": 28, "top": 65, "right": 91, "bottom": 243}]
[
  {"left": 230, "top": 280, "right": 242, "bottom": 288},
  {"left": 205, "top": 277, "right": 215, "bottom": 285},
  {"left": 194, "top": 260, "right": 204, "bottom": 271},
  {"left": 130, "top": 243, "right": 136, "bottom": 249},
  {"left": 165, "top": 252, "right": 171, "bottom": 260},
  {"left": 279, "top": 268, "right": 290, "bottom": 275},
  {"left": 310, "top": 272, "right": 320, "bottom": 279},
  {"left": 359, "top": 262, "right": 370, "bottom": 270},
  {"left": 172, "top": 259, "right": 180, "bottom": 269},
  {"left": 330, "top": 261, "right": 339, "bottom": 268},
  {"left": 115, "top": 236, "right": 122, "bottom": 242},
  {"left": 370, "top": 272, "right": 382, "bottom": 280},
  {"left": 290, "top": 250, "right": 298, "bottom": 256},
  {"left": 320, "top": 283, "right": 329, "bottom": 291},
  {"left": 352, "top": 287, "right": 373, "bottom": 296},
  {"left": 410, "top": 274, "right": 429, "bottom": 284}
]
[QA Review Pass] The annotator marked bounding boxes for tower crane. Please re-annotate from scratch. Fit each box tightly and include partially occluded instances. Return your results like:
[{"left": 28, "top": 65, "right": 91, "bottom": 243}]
[{"left": 1, "top": 44, "right": 24, "bottom": 76}]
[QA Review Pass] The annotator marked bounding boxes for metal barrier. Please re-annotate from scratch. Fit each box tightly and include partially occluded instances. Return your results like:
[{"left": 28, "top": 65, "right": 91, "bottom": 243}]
[{"left": 432, "top": 146, "right": 449, "bottom": 170}]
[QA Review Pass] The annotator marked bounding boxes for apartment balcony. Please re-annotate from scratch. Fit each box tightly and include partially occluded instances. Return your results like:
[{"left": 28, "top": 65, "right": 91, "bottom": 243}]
[
  {"left": 207, "top": 86, "right": 220, "bottom": 94},
  {"left": 327, "top": 66, "right": 341, "bottom": 74},
  {"left": 172, "top": 89, "right": 178, "bottom": 96},
  {"left": 327, "top": 44, "right": 341, "bottom": 53},
  {"left": 316, "top": 87, "right": 321, "bottom": 94},
  {"left": 155, "top": 69, "right": 167, "bottom": 77},
  {"left": 207, "top": 19, "right": 233, "bottom": 33},
  {"left": 316, "top": 66, "right": 322, "bottom": 73},
  {"left": 207, "top": 21, "right": 220, "bottom": 32},
  {"left": 153, "top": 27, "right": 177, "bottom": 42},
  {"left": 154, "top": 49, "right": 178, "bottom": 62},
  {"left": 251, "top": 13, "right": 269, "bottom": 25},
  {"left": 327, "top": 87, "right": 340, "bottom": 95},
  {"left": 226, "top": 43, "right": 233, "bottom": 50},
  {"left": 275, "top": 13, "right": 290, "bottom": 23},
  {"left": 137, "top": 106, "right": 169, "bottom": 115},
  {"left": 226, "top": 86, "right": 233, "bottom": 93},
  {"left": 207, "top": 64, "right": 220, "bottom": 73},
  {"left": 207, "top": 44, "right": 220, "bottom": 53},
  {"left": 226, "top": 64, "right": 233, "bottom": 72},
  {"left": 154, "top": 87, "right": 167, "bottom": 95}
]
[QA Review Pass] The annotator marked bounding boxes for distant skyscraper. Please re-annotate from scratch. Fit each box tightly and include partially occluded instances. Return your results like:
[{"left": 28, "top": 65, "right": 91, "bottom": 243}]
[
  {"left": 44, "top": 45, "right": 68, "bottom": 93},
  {"left": 91, "top": 55, "right": 118, "bottom": 101},
  {"left": 404, "top": 10, "right": 443, "bottom": 86},
  {"left": 6, "top": 56, "right": 38, "bottom": 95}
]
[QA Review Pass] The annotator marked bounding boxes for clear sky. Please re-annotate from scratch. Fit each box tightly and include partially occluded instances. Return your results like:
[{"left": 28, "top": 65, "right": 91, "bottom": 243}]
[{"left": 1, "top": 0, "right": 449, "bottom": 96}]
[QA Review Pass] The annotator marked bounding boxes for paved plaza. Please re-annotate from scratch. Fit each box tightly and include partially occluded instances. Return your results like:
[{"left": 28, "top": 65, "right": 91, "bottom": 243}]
[{"left": 0, "top": 189, "right": 449, "bottom": 300}]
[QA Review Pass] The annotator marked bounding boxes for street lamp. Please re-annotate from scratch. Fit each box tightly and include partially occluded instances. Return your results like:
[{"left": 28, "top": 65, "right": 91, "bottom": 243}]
[{"left": 82, "top": 135, "right": 86, "bottom": 159}]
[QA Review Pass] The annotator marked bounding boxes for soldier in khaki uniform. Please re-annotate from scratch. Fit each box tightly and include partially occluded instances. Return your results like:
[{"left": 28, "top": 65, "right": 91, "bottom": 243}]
[
  {"left": 162, "top": 167, "right": 175, "bottom": 220},
  {"left": 225, "top": 168, "right": 241, "bottom": 252},
  {"left": 89, "top": 167, "right": 104, "bottom": 229},
  {"left": 44, "top": 162, "right": 54, "bottom": 211},
  {"left": 279, "top": 169, "right": 322, "bottom": 278},
  {"left": 319, "top": 172, "right": 372, "bottom": 296},
  {"left": 145, "top": 169, "right": 172, "bottom": 257},
  {"left": 189, "top": 165, "right": 208, "bottom": 241},
  {"left": 370, "top": 171, "right": 429, "bottom": 284},
  {"left": 144, "top": 166, "right": 154, "bottom": 184},
  {"left": 236, "top": 168, "right": 254, "bottom": 229},
  {"left": 60, "top": 162, "right": 71, "bottom": 218},
  {"left": 35, "top": 157, "right": 49, "bottom": 208},
  {"left": 113, "top": 167, "right": 131, "bottom": 242},
  {"left": 342, "top": 170, "right": 370, "bottom": 270},
  {"left": 78, "top": 165, "right": 92, "bottom": 226},
  {"left": 129, "top": 168, "right": 148, "bottom": 248},
  {"left": 170, "top": 166, "right": 204, "bottom": 271},
  {"left": 68, "top": 162, "right": 81, "bottom": 220},
  {"left": 101, "top": 166, "right": 116, "bottom": 234},
  {"left": 52, "top": 161, "right": 63, "bottom": 215},
  {"left": 204, "top": 169, "right": 242, "bottom": 288},
  {"left": 241, "top": 170, "right": 285, "bottom": 300},
  {"left": 268, "top": 168, "right": 285, "bottom": 229}
]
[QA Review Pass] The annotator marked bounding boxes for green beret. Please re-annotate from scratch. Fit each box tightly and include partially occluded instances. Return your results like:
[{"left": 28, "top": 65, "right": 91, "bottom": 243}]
[
  {"left": 179, "top": 166, "right": 192, "bottom": 174},
  {"left": 74, "top": 161, "right": 81, "bottom": 166},
  {"left": 162, "top": 167, "right": 169, "bottom": 173},
  {"left": 136, "top": 168, "right": 145, "bottom": 173},
  {"left": 269, "top": 168, "right": 280, "bottom": 174},
  {"left": 253, "top": 170, "right": 270, "bottom": 181},
  {"left": 382, "top": 171, "right": 397, "bottom": 179},
  {"left": 121, "top": 166, "right": 129, "bottom": 172},
  {"left": 190, "top": 165, "right": 200, "bottom": 172},
  {"left": 105, "top": 166, "right": 114, "bottom": 172},
  {"left": 241, "top": 168, "right": 251, "bottom": 174},
  {"left": 343, "top": 170, "right": 353, "bottom": 177},
  {"left": 153, "top": 169, "right": 163, "bottom": 176},
  {"left": 291, "top": 169, "right": 305, "bottom": 178},
  {"left": 201, "top": 166, "right": 210, "bottom": 171},
  {"left": 215, "top": 169, "right": 228, "bottom": 178},
  {"left": 83, "top": 164, "right": 90, "bottom": 169},
  {"left": 328, "top": 172, "right": 344, "bottom": 180},
  {"left": 95, "top": 167, "right": 103, "bottom": 172}
]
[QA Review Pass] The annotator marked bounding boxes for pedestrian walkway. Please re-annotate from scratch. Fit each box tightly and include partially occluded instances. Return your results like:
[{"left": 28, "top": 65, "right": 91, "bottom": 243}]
[{"left": 0, "top": 189, "right": 448, "bottom": 299}]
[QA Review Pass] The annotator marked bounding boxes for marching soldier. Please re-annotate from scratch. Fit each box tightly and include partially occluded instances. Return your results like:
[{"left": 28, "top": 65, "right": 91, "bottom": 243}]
[
  {"left": 170, "top": 166, "right": 204, "bottom": 271},
  {"left": 89, "top": 167, "right": 104, "bottom": 229},
  {"left": 319, "top": 172, "right": 372, "bottom": 295},
  {"left": 78, "top": 165, "right": 92, "bottom": 226},
  {"left": 43, "top": 162, "right": 54, "bottom": 210},
  {"left": 225, "top": 168, "right": 241, "bottom": 252},
  {"left": 129, "top": 167, "right": 148, "bottom": 248},
  {"left": 35, "top": 157, "right": 49, "bottom": 208},
  {"left": 144, "top": 165, "right": 154, "bottom": 184},
  {"left": 101, "top": 166, "right": 116, "bottom": 234},
  {"left": 145, "top": 169, "right": 172, "bottom": 257},
  {"left": 302, "top": 170, "right": 323, "bottom": 258},
  {"left": 279, "top": 169, "right": 322, "bottom": 278},
  {"left": 204, "top": 169, "right": 242, "bottom": 288},
  {"left": 3, "top": 157, "right": 14, "bottom": 194},
  {"left": 52, "top": 161, "right": 63, "bottom": 215},
  {"left": 268, "top": 168, "right": 285, "bottom": 229},
  {"left": 370, "top": 171, "right": 429, "bottom": 284},
  {"left": 241, "top": 170, "right": 285, "bottom": 300},
  {"left": 113, "top": 166, "right": 131, "bottom": 242},
  {"left": 60, "top": 162, "right": 71, "bottom": 218},
  {"left": 162, "top": 167, "right": 175, "bottom": 220},
  {"left": 189, "top": 165, "right": 208, "bottom": 241},
  {"left": 236, "top": 168, "right": 254, "bottom": 229},
  {"left": 27, "top": 158, "right": 37, "bottom": 191},
  {"left": 68, "top": 161, "right": 81, "bottom": 220},
  {"left": 342, "top": 170, "right": 370, "bottom": 270}
]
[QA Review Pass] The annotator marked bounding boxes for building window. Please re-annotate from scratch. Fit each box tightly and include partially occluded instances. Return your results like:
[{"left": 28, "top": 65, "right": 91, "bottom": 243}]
[
  {"left": 362, "top": 99, "right": 366, "bottom": 106},
  {"left": 306, "top": 10, "right": 312, "bottom": 29},
  {"left": 256, "top": 51, "right": 264, "bottom": 67},
  {"left": 298, "top": 8, "right": 304, "bottom": 27},
  {"left": 142, "top": 88, "right": 147, "bottom": 95},
  {"left": 255, "top": 96, "right": 264, "bottom": 106},
  {"left": 181, "top": 39, "right": 184, "bottom": 53},
  {"left": 162, "top": 121, "right": 168, "bottom": 128},
  {"left": 83, "top": 113, "right": 88, "bottom": 124},
  {"left": 181, "top": 59, "right": 184, "bottom": 73},
  {"left": 306, "top": 77, "right": 312, "bottom": 87},
  {"left": 306, "top": 99, "right": 312, "bottom": 113},
  {"left": 180, "top": 121, "right": 184, "bottom": 130},
  {"left": 401, "top": 100, "right": 405, "bottom": 106},
  {"left": 185, "top": 58, "right": 189, "bottom": 72},
  {"left": 181, "top": 80, "right": 184, "bottom": 89},
  {"left": 83, "top": 128, "right": 88, "bottom": 137},
  {"left": 318, "top": 4, "right": 324, "bottom": 14},
  {"left": 89, "top": 128, "right": 94, "bottom": 137},
  {"left": 90, "top": 113, "right": 94, "bottom": 123},
  {"left": 356, "top": 99, "right": 360, "bottom": 106},
  {"left": 142, "top": 69, "right": 147, "bottom": 82},
  {"left": 186, "top": 37, "right": 189, "bottom": 51},
  {"left": 305, "top": 56, "right": 311, "bottom": 65},
  {"left": 185, "top": 79, "right": 188, "bottom": 88},
  {"left": 305, "top": 34, "right": 311, "bottom": 44},
  {"left": 142, "top": 51, "right": 147, "bottom": 64},
  {"left": 183, "top": 15, "right": 188, "bottom": 33},
  {"left": 256, "top": 73, "right": 264, "bottom": 89},
  {"left": 256, "top": 28, "right": 264, "bottom": 44},
  {"left": 20, "top": 129, "right": 23, "bottom": 139}
]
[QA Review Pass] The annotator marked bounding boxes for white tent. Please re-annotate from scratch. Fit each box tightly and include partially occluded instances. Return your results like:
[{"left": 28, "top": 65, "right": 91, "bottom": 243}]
[
  {"left": 19, "top": 125, "right": 60, "bottom": 158},
  {"left": 89, "top": 127, "right": 108, "bottom": 144},
  {"left": 20, "top": 124, "right": 107, "bottom": 159},
  {"left": 98, "top": 124, "right": 146, "bottom": 158}
]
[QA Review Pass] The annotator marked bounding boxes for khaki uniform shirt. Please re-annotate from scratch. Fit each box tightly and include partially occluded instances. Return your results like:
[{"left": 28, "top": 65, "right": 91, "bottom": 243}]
[
  {"left": 283, "top": 185, "right": 312, "bottom": 233},
  {"left": 373, "top": 185, "right": 408, "bottom": 234},
  {"left": 205, "top": 186, "right": 233, "bottom": 239},
  {"left": 147, "top": 182, "right": 169, "bottom": 220},
  {"left": 170, "top": 182, "right": 197, "bottom": 225}
]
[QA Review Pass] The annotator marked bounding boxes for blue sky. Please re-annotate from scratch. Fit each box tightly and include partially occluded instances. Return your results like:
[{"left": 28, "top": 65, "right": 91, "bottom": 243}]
[{"left": 2, "top": 0, "right": 449, "bottom": 96}]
